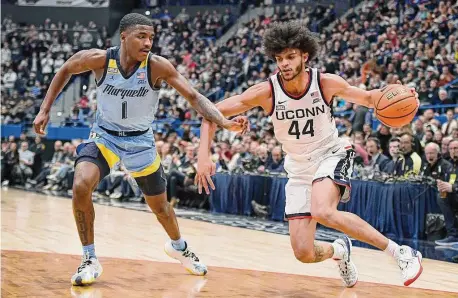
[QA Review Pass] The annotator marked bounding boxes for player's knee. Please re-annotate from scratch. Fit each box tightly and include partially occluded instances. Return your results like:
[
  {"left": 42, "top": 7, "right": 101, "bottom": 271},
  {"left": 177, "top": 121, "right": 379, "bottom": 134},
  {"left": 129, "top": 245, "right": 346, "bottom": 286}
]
[
  {"left": 73, "top": 172, "right": 97, "bottom": 202},
  {"left": 311, "top": 206, "right": 335, "bottom": 224},
  {"left": 73, "top": 178, "right": 93, "bottom": 198},
  {"left": 149, "top": 200, "right": 170, "bottom": 218},
  {"left": 293, "top": 247, "right": 315, "bottom": 263}
]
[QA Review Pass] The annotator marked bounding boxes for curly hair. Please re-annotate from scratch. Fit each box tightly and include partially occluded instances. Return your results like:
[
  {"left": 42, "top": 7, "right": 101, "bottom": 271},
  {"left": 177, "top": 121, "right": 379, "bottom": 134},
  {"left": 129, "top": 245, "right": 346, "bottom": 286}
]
[
  {"left": 262, "top": 20, "right": 320, "bottom": 61},
  {"left": 119, "top": 13, "right": 153, "bottom": 33}
]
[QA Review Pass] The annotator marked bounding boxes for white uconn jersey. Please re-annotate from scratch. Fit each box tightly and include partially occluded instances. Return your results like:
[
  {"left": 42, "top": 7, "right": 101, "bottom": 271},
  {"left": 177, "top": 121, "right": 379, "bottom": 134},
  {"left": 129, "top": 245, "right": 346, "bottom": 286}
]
[
  {"left": 94, "top": 47, "right": 159, "bottom": 131},
  {"left": 270, "top": 68, "right": 340, "bottom": 159},
  {"left": 269, "top": 68, "right": 354, "bottom": 219}
]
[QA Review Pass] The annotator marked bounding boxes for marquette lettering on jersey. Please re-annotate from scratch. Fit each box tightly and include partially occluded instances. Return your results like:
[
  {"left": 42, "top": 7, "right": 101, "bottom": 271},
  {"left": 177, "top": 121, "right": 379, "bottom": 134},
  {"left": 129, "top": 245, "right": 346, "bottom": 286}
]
[
  {"left": 94, "top": 47, "right": 159, "bottom": 132},
  {"left": 102, "top": 84, "right": 149, "bottom": 99}
]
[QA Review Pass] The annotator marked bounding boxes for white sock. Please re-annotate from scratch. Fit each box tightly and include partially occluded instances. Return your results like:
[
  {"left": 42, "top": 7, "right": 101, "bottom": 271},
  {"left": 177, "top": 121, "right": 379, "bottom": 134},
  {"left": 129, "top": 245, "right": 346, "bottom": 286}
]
[
  {"left": 384, "top": 239, "right": 399, "bottom": 258},
  {"left": 171, "top": 238, "right": 186, "bottom": 251},
  {"left": 331, "top": 241, "right": 345, "bottom": 260}
]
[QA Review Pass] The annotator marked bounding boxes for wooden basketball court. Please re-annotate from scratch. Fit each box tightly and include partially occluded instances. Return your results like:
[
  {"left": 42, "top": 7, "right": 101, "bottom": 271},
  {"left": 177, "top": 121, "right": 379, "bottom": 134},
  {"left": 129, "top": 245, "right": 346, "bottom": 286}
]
[{"left": 2, "top": 189, "right": 458, "bottom": 297}]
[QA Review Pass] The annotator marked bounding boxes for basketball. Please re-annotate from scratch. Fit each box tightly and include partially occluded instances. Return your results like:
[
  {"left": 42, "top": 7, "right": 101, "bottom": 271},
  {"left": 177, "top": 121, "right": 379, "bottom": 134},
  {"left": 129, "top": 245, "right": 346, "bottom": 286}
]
[{"left": 374, "top": 84, "right": 419, "bottom": 128}]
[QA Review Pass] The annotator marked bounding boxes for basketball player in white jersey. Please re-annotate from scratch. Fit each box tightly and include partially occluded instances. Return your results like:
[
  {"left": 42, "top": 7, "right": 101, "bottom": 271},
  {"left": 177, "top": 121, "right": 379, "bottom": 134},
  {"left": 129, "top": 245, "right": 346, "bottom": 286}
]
[
  {"left": 33, "top": 13, "right": 246, "bottom": 286},
  {"left": 196, "top": 20, "right": 423, "bottom": 287}
]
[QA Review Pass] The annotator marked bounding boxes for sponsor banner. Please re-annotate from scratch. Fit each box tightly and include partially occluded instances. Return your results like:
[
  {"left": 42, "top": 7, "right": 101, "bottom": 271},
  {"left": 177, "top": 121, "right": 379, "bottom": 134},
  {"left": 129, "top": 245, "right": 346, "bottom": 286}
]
[{"left": 17, "top": 0, "right": 109, "bottom": 7}]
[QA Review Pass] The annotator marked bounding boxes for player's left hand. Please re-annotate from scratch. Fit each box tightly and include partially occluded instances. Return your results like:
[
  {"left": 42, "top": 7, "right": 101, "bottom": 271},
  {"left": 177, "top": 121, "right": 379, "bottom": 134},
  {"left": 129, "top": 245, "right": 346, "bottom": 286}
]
[{"left": 437, "top": 180, "right": 453, "bottom": 193}]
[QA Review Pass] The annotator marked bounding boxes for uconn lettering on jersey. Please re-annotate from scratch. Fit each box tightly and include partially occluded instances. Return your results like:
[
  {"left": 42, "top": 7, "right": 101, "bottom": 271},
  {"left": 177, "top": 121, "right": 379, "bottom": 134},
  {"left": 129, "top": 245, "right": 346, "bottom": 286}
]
[
  {"left": 102, "top": 84, "right": 150, "bottom": 99},
  {"left": 276, "top": 105, "right": 326, "bottom": 120}
]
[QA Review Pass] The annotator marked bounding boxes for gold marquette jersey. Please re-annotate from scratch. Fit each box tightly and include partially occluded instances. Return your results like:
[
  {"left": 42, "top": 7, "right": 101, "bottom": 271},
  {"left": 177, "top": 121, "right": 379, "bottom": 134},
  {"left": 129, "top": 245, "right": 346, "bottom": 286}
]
[{"left": 269, "top": 67, "right": 340, "bottom": 160}]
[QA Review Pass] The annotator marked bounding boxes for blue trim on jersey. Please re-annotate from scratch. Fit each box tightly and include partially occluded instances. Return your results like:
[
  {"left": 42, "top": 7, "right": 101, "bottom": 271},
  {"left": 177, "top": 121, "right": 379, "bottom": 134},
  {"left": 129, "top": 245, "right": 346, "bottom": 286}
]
[
  {"left": 113, "top": 47, "right": 142, "bottom": 79},
  {"left": 95, "top": 48, "right": 111, "bottom": 87}
]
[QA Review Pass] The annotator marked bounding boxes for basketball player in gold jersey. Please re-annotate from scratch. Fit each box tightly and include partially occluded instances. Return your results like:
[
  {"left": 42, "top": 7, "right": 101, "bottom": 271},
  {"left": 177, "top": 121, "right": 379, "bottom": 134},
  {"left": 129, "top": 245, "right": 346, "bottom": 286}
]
[{"left": 195, "top": 20, "right": 423, "bottom": 287}]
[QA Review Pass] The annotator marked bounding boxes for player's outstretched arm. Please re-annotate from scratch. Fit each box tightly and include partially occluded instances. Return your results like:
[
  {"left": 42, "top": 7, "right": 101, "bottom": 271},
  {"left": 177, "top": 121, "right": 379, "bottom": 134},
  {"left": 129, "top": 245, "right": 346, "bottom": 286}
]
[
  {"left": 33, "top": 49, "right": 106, "bottom": 135},
  {"left": 196, "top": 81, "right": 271, "bottom": 194},
  {"left": 320, "top": 73, "right": 376, "bottom": 108},
  {"left": 321, "top": 74, "right": 418, "bottom": 109},
  {"left": 152, "top": 56, "right": 245, "bottom": 132}
]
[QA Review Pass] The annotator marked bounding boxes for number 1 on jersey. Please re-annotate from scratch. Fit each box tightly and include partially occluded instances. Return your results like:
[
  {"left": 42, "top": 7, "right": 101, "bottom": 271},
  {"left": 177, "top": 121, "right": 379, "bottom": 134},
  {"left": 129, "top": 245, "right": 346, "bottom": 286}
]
[
  {"left": 288, "top": 119, "right": 315, "bottom": 139},
  {"left": 122, "top": 101, "right": 127, "bottom": 119}
]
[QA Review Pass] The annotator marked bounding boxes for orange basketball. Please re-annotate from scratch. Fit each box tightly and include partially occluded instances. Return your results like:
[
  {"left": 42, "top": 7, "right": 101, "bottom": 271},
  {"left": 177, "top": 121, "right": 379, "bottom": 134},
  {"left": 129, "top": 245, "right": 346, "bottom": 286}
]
[{"left": 374, "top": 84, "right": 418, "bottom": 128}]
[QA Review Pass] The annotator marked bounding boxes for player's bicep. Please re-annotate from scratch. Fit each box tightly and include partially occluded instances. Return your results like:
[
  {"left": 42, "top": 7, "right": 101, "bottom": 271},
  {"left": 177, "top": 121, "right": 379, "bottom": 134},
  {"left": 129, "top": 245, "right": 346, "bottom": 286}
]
[
  {"left": 216, "top": 82, "right": 271, "bottom": 117},
  {"left": 154, "top": 57, "right": 198, "bottom": 100},
  {"left": 62, "top": 49, "right": 106, "bottom": 75},
  {"left": 322, "top": 74, "right": 373, "bottom": 108}
]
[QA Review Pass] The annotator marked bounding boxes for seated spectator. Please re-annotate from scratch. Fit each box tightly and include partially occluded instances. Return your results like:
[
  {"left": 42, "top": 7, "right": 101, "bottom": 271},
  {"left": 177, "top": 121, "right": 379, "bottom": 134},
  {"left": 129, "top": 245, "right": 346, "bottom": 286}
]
[
  {"left": 371, "top": 124, "right": 392, "bottom": 157},
  {"left": 435, "top": 140, "right": 458, "bottom": 246},
  {"left": 394, "top": 133, "right": 423, "bottom": 176},
  {"left": 420, "top": 142, "right": 451, "bottom": 181},
  {"left": 30, "top": 136, "right": 45, "bottom": 178},
  {"left": 442, "top": 136, "right": 453, "bottom": 162},
  {"left": 167, "top": 145, "right": 198, "bottom": 207},
  {"left": 1, "top": 142, "right": 19, "bottom": 186},
  {"left": 29, "top": 141, "right": 65, "bottom": 187},
  {"left": 18, "top": 141, "right": 34, "bottom": 184},
  {"left": 253, "top": 146, "right": 270, "bottom": 174},
  {"left": 43, "top": 142, "right": 77, "bottom": 191},
  {"left": 267, "top": 146, "right": 285, "bottom": 173},
  {"left": 365, "top": 137, "right": 392, "bottom": 173},
  {"left": 385, "top": 137, "right": 401, "bottom": 174},
  {"left": 442, "top": 109, "right": 458, "bottom": 136}
]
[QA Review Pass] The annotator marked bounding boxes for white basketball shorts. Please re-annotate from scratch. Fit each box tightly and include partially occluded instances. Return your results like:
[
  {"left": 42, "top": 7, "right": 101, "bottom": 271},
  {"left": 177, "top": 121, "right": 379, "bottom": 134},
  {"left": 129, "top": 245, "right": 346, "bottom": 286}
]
[{"left": 283, "top": 144, "right": 355, "bottom": 220}]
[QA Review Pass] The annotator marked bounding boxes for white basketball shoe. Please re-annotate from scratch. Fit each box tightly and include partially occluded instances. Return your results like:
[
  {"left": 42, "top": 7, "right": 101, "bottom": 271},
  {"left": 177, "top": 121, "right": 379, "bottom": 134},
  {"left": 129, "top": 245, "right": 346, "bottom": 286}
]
[
  {"left": 333, "top": 236, "right": 359, "bottom": 287},
  {"left": 395, "top": 245, "right": 423, "bottom": 286},
  {"left": 71, "top": 253, "right": 103, "bottom": 286},
  {"left": 164, "top": 240, "right": 208, "bottom": 276}
]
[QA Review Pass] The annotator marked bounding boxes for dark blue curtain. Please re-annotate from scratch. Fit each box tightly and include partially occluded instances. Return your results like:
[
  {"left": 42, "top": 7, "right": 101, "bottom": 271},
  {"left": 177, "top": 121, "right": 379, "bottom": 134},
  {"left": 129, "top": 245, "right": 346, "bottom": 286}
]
[{"left": 210, "top": 174, "right": 440, "bottom": 240}]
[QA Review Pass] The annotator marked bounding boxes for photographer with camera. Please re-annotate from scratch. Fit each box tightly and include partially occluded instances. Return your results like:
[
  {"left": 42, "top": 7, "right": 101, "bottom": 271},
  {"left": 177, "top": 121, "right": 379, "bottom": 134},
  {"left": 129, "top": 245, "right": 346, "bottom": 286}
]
[{"left": 435, "top": 140, "right": 458, "bottom": 246}]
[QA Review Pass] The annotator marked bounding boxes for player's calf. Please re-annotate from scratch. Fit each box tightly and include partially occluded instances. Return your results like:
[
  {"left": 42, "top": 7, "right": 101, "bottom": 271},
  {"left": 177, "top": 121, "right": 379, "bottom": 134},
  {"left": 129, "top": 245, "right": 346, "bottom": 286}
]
[{"left": 293, "top": 247, "right": 317, "bottom": 263}]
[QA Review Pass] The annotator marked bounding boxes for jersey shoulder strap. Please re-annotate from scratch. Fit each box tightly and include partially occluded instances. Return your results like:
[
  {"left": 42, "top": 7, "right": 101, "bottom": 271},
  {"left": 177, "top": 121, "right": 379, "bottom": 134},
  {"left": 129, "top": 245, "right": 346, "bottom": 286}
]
[{"left": 96, "top": 47, "right": 117, "bottom": 87}]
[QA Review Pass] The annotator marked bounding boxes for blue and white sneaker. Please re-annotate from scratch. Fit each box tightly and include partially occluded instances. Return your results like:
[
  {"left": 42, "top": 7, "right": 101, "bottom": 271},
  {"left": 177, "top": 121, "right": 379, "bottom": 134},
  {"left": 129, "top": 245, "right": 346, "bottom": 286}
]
[
  {"left": 71, "top": 253, "right": 103, "bottom": 286},
  {"left": 395, "top": 245, "right": 423, "bottom": 286},
  {"left": 333, "top": 236, "right": 358, "bottom": 287},
  {"left": 435, "top": 236, "right": 458, "bottom": 246},
  {"left": 164, "top": 240, "right": 207, "bottom": 276}
]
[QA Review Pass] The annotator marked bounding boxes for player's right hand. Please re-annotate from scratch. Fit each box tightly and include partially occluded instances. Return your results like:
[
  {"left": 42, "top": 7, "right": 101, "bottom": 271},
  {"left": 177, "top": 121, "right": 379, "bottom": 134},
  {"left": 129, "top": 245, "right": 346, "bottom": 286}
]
[
  {"left": 195, "top": 155, "right": 217, "bottom": 195},
  {"left": 33, "top": 110, "right": 50, "bottom": 136}
]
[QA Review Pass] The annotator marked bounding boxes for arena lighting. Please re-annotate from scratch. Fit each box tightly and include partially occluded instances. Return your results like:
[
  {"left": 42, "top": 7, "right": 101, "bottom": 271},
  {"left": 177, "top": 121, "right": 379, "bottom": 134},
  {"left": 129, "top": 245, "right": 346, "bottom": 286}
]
[
  {"left": 145, "top": 11, "right": 151, "bottom": 16},
  {"left": 82, "top": 85, "right": 87, "bottom": 90}
]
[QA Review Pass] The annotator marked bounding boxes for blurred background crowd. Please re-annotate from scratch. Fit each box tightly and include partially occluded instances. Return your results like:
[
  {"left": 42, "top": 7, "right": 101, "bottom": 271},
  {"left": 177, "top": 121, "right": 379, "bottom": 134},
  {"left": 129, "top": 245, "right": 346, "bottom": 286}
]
[{"left": 1, "top": 0, "right": 457, "bottom": 213}]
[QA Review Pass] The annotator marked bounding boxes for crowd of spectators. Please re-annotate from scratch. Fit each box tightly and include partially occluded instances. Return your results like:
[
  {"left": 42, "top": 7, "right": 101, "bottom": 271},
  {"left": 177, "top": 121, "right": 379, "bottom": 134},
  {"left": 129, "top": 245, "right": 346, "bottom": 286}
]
[
  {"left": 0, "top": 16, "right": 111, "bottom": 126},
  {"left": 1, "top": 1, "right": 457, "bottom": 213}
]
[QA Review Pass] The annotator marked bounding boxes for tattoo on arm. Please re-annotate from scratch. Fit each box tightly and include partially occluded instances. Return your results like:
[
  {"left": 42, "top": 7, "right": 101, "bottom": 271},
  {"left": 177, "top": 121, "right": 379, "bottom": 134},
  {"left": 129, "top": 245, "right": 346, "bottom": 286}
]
[{"left": 190, "top": 94, "right": 226, "bottom": 127}]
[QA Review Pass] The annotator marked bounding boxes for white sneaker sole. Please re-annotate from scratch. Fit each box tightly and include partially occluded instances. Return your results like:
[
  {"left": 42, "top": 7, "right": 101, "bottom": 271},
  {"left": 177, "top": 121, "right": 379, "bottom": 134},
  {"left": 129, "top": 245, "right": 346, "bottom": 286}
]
[
  {"left": 335, "top": 237, "right": 358, "bottom": 288},
  {"left": 164, "top": 248, "right": 207, "bottom": 276},
  {"left": 404, "top": 252, "right": 423, "bottom": 287},
  {"left": 71, "top": 268, "right": 103, "bottom": 286}
]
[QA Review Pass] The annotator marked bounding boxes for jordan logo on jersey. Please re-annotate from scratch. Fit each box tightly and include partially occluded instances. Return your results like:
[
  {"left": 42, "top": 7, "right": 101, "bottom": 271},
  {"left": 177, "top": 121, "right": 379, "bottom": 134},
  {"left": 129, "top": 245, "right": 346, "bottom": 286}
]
[{"left": 102, "top": 84, "right": 150, "bottom": 99}]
